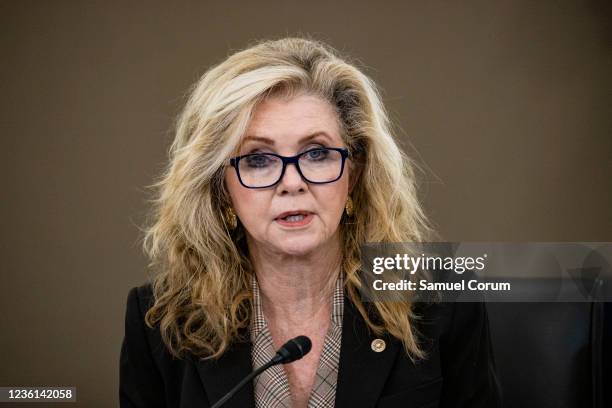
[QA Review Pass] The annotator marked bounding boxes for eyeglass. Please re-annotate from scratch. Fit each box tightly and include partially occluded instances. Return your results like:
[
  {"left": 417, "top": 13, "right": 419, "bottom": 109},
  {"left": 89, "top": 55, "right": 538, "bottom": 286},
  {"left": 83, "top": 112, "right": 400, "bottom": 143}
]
[{"left": 229, "top": 147, "right": 350, "bottom": 189}]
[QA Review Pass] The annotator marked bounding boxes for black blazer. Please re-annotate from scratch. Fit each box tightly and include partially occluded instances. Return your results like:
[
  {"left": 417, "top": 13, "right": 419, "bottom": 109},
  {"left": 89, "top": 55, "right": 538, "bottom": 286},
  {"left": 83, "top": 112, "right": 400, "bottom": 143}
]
[{"left": 120, "top": 284, "right": 502, "bottom": 408}]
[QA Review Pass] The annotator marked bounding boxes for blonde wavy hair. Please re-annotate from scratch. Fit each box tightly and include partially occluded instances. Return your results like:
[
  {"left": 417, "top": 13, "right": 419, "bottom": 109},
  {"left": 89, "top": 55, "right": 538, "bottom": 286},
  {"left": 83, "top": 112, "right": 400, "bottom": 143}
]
[{"left": 143, "top": 37, "right": 433, "bottom": 361}]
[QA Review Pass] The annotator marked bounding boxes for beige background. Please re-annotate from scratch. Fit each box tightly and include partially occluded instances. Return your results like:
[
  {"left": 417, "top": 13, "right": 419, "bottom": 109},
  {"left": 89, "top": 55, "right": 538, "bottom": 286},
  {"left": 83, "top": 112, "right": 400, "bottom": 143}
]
[{"left": 1, "top": 1, "right": 610, "bottom": 407}]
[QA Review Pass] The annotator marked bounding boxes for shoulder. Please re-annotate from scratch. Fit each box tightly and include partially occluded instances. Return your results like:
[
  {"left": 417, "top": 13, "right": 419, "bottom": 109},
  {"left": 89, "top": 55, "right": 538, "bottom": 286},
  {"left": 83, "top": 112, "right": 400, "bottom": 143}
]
[
  {"left": 122, "top": 282, "right": 164, "bottom": 361},
  {"left": 120, "top": 282, "right": 191, "bottom": 407},
  {"left": 122, "top": 282, "right": 193, "bottom": 368},
  {"left": 123, "top": 282, "right": 176, "bottom": 362},
  {"left": 415, "top": 301, "right": 501, "bottom": 407},
  {"left": 125, "top": 282, "right": 155, "bottom": 318},
  {"left": 411, "top": 268, "right": 492, "bottom": 343},
  {"left": 412, "top": 298, "right": 479, "bottom": 331},
  {"left": 413, "top": 300, "right": 492, "bottom": 355}
]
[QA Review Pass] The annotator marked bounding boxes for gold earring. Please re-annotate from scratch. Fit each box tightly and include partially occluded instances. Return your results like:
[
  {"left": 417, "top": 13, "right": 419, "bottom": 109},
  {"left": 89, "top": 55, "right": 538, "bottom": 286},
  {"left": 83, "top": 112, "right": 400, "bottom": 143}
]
[
  {"left": 345, "top": 196, "right": 354, "bottom": 217},
  {"left": 225, "top": 207, "right": 237, "bottom": 230}
]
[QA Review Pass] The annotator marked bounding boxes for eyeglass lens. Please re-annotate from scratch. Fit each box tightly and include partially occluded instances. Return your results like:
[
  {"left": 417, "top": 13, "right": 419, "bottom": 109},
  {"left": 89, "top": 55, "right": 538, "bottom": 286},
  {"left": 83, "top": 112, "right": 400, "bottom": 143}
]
[{"left": 238, "top": 149, "right": 343, "bottom": 187}]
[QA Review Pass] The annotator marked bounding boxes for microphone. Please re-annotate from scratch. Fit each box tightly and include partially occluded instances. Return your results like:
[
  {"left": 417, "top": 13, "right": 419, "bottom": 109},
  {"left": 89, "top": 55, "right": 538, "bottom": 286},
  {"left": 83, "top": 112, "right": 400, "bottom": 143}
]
[
  {"left": 270, "top": 335, "right": 312, "bottom": 364},
  {"left": 210, "top": 335, "right": 312, "bottom": 408}
]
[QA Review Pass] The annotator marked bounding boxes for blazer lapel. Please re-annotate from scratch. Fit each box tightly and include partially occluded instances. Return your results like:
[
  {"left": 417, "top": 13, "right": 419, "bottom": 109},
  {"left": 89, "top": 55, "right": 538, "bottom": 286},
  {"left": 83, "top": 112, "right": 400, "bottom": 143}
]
[
  {"left": 335, "top": 295, "right": 401, "bottom": 407},
  {"left": 193, "top": 294, "right": 403, "bottom": 408},
  {"left": 194, "top": 335, "right": 255, "bottom": 408}
]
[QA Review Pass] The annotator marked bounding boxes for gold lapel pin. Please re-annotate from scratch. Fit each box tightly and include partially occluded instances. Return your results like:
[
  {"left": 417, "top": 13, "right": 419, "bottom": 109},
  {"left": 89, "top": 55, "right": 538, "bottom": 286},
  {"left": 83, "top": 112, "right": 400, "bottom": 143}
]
[{"left": 371, "top": 338, "right": 386, "bottom": 352}]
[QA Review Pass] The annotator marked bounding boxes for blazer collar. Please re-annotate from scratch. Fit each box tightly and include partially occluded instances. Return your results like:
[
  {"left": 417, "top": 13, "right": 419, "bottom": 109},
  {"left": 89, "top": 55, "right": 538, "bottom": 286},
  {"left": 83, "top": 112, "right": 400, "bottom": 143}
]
[{"left": 195, "top": 290, "right": 401, "bottom": 408}]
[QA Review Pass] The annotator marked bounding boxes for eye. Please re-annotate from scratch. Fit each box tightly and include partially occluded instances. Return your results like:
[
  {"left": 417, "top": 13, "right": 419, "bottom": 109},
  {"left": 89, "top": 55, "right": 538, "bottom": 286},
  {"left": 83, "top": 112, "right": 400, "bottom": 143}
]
[
  {"left": 303, "top": 148, "right": 330, "bottom": 161},
  {"left": 244, "top": 154, "right": 274, "bottom": 168}
]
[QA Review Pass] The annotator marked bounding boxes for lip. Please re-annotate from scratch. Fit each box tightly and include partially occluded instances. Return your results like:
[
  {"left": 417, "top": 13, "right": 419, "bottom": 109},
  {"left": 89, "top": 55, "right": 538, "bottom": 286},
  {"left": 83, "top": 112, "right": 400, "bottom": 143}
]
[
  {"left": 274, "top": 210, "right": 314, "bottom": 228},
  {"left": 275, "top": 210, "right": 313, "bottom": 220}
]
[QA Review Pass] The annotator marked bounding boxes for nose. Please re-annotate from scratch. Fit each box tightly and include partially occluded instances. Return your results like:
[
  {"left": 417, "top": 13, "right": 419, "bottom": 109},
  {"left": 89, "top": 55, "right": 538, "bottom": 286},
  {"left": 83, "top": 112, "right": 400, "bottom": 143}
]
[{"left": 277, "top": 162, "right": 307, "bottom": 194}]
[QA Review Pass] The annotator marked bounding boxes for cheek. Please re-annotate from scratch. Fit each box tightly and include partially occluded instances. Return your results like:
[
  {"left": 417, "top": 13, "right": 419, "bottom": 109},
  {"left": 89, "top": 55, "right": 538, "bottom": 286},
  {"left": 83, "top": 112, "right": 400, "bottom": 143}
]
[
  {"left": 318, "top": 181, "right": 349, "bottom": 223},
  {"left": 224, "top": 172, "right": 273, "bottom": 234},
  {"left": 239, "top": 194, "right": 267, "bottom": 218}
]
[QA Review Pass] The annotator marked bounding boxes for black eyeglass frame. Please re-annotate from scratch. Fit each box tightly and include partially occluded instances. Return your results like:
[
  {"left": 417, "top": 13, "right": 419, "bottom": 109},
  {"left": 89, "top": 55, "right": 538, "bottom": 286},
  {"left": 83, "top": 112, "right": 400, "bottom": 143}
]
[{"left": 229, "top": 147, "right": 350, "bottom": 189}]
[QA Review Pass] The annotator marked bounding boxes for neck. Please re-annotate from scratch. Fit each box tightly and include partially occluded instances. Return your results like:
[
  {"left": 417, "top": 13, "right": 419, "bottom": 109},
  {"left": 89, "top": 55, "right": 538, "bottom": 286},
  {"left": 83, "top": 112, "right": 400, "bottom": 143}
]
[{"left": 248, "top": 236, "right": 342, "bottom": 325}]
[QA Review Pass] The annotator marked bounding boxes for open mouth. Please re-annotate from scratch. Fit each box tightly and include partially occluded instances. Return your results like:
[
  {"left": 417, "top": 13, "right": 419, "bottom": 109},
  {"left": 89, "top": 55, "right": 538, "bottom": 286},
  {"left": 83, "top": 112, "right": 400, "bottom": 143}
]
[
  {"left": 282, "top": 214, "right": 306, "bottom": 222},
  {"left": 275, "top": 211, "right": 314, "bottom": 227}
]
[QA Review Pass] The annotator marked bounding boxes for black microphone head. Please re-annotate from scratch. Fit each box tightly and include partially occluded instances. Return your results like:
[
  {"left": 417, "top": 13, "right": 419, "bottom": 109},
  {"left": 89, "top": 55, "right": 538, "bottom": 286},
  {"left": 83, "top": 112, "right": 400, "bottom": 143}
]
[{"left": 275, "top": 335, "right": 312, "bottom": 364}]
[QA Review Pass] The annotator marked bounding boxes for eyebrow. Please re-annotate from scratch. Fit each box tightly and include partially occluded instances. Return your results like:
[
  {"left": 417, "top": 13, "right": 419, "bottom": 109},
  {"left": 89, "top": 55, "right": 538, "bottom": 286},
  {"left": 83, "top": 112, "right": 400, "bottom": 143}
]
[{"left": 242, "top": 132, "right": 332, "bottom": 145}]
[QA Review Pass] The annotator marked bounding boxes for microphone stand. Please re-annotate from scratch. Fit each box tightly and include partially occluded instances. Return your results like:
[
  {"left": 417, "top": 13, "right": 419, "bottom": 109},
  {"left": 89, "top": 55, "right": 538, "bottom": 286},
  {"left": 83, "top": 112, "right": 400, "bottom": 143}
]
[
  {"left": 210, "top": 336, "right": 310, "bottom": 408},
  {"left": 210, "top": 357, "right": 278, "bottom": 408}
]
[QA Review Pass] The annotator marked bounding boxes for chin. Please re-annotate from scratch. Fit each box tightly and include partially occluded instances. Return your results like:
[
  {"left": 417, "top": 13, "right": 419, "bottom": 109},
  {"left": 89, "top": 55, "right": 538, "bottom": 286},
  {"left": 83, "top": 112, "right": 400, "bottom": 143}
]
[{"left": 274, "top": 236, "right": 322, "bottom": 256}]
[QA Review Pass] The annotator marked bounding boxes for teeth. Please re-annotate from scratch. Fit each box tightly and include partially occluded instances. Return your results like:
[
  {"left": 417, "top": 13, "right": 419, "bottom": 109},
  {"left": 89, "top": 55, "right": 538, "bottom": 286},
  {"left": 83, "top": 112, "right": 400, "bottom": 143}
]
[{"left": 284, "top": 214, "right": 305, "bottom": 222}]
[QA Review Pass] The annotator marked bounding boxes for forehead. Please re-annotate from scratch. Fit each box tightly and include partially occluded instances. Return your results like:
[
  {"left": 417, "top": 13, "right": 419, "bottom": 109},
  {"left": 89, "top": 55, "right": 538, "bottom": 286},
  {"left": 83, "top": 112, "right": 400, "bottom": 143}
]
[{"left": 243, "top": 94, "right": 343, "bottom": 144}]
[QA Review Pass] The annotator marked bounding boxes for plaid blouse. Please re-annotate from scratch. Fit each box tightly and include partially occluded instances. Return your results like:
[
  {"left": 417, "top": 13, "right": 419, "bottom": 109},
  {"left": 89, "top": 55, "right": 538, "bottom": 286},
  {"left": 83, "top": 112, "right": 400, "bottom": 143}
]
[{"left": 250, "top": 272, "right": 344, "bottom": 408}]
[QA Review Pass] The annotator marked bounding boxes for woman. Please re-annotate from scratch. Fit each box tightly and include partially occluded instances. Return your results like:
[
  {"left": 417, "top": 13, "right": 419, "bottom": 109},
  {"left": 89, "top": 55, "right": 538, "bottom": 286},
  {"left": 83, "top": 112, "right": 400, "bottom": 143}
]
[{"left": 120, "top": 37, "right": 501, "bottom": 408}]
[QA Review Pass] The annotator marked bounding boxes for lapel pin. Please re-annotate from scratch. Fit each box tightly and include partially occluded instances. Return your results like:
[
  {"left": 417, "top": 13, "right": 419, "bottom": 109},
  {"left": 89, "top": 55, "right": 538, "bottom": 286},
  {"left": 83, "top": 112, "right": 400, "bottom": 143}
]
[{"left": 371, "top": 338, "right": 386, "bottom": 352}]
